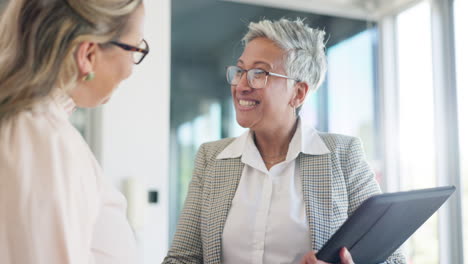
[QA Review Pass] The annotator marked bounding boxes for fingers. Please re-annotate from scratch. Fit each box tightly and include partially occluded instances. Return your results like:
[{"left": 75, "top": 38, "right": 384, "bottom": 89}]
[
  {"left": 339, "top": 247, "right": 355, "bottom": 264},
  {"left": 300, "top": 251, "right": 333, "bottom": 264},
  {"left": 300, "top": 251, "right": 318, "bottom": 264},
  {"left": 301, "top": 248, "right": 353, "bottom": 264}
]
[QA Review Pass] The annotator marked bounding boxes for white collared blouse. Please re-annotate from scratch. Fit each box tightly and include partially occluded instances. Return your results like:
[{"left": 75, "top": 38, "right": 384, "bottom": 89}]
[
  {"left": 0, "top": 93, "right": 136, "bottom": 264},
  {"left": 218, "top": 119, "right": 330, "bottom": 264}
]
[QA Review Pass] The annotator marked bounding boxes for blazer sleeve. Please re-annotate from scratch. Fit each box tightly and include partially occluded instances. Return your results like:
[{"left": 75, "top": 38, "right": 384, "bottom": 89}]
[
  {"left": 163, "top": 144, "right": 207, "bottom": 264},
  {"left": 344, "top": 137, "right": 407, "bottom": 264}
]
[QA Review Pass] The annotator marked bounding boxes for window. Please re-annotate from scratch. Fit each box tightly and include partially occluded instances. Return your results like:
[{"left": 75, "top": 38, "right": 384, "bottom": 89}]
[
  {"left": 70, "top": 108, "right": 89, "bottom": 137},
  {"left": 326, "top": 29, "right": 381, "bottom": 180},
  {"left": 396, "top": 2, "right": 438, "bottom": 263},
  {"left": 454, "top": 0, "right": 468, "bottom": 262}
]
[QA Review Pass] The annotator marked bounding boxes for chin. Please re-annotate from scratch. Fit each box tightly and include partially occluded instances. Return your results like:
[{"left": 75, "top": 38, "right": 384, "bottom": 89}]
[{"left": 236, "top": 116, "right": 255, "bottom": 129}]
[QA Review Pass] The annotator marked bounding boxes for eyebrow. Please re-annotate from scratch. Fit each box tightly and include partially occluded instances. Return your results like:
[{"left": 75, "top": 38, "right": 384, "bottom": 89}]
[{"left": 237, "top": 59, "right": 273, "bottom": 69}]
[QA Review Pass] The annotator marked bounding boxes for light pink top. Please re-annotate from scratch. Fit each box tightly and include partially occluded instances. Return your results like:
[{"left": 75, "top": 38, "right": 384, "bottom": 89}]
[{"left": 0, "top": 93, "right": 137, "bottom": 264}]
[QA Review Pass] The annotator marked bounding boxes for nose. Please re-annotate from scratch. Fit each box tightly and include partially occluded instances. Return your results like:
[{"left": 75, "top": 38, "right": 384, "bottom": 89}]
[{"left": 235, "top": 72, "right": 253, "bottom": 93}]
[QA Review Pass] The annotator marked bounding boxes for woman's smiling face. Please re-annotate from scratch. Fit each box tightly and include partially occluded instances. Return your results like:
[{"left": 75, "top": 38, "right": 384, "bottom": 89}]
[{"left": 232, "top": 37, "right": 296, "bottom": 131}]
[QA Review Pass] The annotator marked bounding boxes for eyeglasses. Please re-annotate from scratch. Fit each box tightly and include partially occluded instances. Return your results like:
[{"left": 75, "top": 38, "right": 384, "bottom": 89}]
[
  {"left": 226, "top": 65, "right": 299, "bottom": 89},
  {"left": 110, "top": 39, "right": 149, "bottom": 64}
]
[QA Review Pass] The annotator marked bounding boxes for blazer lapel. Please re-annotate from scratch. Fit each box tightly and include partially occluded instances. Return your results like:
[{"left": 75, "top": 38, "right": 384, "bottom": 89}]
[
  {"left": 206, "top": 157, "right": 244, "bottom": 263},
  {"left": 299, "top": 152, "right": 333, "bottom": 250}
]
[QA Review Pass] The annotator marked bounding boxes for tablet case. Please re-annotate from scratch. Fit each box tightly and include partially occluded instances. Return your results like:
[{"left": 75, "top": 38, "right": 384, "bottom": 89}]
[{"left": 316, "top": 186, "right": 456, "bottom": 264}]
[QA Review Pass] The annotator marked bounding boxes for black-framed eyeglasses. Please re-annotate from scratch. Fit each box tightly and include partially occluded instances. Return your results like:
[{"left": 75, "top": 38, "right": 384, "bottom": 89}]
[
  {"left": 226, "top": 65, "right": 299, "bottom": 89},
  {"left": 110, "top": 39, "right": 149, "bottom": 65}
]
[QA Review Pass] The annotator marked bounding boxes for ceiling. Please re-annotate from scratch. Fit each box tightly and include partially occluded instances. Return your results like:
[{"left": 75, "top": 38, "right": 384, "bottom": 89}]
[
  {"left": 171, "top": 0, "right": 373, "bottom": 63},
  {"left": 171, "top": 0, "right": 423, "bottom": 65},
  {"left": 223, "top": 0, "right": 422, "bottom": 20}
]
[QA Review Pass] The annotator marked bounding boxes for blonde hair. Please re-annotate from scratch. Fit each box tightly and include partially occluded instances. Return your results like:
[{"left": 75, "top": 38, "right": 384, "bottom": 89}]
[{"left": 0, "top": 0, "right": 142, "bottom": 120}]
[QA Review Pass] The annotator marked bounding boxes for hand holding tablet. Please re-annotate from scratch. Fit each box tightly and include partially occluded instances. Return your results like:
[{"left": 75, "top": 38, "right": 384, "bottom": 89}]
[{"left": 316, "top": 186, "right": 456, "bottom": 264}]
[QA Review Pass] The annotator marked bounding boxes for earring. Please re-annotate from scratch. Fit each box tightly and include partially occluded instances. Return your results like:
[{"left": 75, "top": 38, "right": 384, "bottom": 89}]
[{"left": 82, "top": 72, "right": 95, "bottom": 81}]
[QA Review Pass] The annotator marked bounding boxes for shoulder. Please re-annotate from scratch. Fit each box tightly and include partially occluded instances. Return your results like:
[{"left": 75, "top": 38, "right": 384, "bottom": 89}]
[
  {"left": 316, "top": 132, "right": 362, "bottom": 154},
  {"left": 0, "top": 110, "right": 101, "bottom": 244},
  {"left": 197, "top": 137, "right": 236, "bottom": 159},
  {"left": 2, "top": 107, "right": 83, "bottom": 151},
  {"left": 1, "top": 110, "right": 61, "bottom": 151},
  {"left": 0, "top": 108, "right": 95, "bottom": 183}
]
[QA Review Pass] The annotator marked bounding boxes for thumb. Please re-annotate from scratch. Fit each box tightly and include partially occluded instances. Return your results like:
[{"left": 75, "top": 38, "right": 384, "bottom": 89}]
[{"left": 339, "top": 247, "right": 355, "bottom": 264}]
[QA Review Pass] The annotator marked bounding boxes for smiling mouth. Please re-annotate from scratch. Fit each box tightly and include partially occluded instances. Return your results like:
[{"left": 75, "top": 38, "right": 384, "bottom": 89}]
[{"left": 238, "top": 99, "right": 259, "bottom": 107}]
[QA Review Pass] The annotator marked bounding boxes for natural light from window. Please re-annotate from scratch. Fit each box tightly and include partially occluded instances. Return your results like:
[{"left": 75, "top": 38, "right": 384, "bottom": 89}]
[
  {"left": 454, "top": 0, "right": 467, "bottom": 262},
  {"left": 326, "top": 29, "right": 381, "bottom": 180},
  {"left": 397, "top": 2, "right": 438, "bottom": 263}
]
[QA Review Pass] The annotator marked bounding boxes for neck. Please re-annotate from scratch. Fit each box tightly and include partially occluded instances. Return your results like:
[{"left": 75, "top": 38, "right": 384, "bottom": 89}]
[{"left": 253, "top": 117, "right": 298, "bottom": 158}]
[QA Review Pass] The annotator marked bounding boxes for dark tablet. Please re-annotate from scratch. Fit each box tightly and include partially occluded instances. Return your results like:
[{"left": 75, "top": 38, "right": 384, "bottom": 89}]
[{"left": 316, "top": 186, "right": 456, "bottom": 264}]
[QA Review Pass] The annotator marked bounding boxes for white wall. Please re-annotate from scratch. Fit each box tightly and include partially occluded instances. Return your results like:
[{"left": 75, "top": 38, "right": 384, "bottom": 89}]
[{"left": 99, "top": 0, "right": 171, "bottom": 263}]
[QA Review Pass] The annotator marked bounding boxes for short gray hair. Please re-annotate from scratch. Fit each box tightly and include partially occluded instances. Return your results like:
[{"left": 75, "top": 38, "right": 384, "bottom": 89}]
[{"left": 242, "top": 18, "right": 327, "bottom": 93}]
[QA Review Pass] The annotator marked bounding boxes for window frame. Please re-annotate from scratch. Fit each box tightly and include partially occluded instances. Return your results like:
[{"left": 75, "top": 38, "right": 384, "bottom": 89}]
[{"left": 378, "top": 0, "right": 464, "bottom": 263}]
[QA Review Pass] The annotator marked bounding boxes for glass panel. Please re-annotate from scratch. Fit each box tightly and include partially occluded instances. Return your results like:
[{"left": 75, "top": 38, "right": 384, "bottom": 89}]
[
  {"left": 69, "top": 108, "right": 100, "bottom": 160},
  {"left": 298, "top": 86, "right": 320, "bottom": 129},
  {"left": 176, "top": 100, "right": 222, "bottom": 205},
  {"left": 396, "top": 2, "right": 438, "bottom": 263},
  {"left": 70, "top": 108, "right": 89, "bottom": 138},
  {"left": 454, "top": 0, "right": 468, "bottom": 262},
  {"left": 326, "top": 29, "right": 381, "bottom": 181}
]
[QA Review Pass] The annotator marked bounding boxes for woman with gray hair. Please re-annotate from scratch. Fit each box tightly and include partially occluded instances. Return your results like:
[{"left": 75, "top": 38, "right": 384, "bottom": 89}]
[
  {"left": 0, "top": 0, "right": 148, "bottom": 263},
  {"left": 163, "top": 18, "right": 406, "bottom": 264}
]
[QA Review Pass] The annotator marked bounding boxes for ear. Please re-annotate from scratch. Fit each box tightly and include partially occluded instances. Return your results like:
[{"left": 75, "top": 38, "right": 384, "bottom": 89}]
[
  {"left": 290, "top": 81, "right": 310, "bottom": 108},
  {"left": 75, "top": 41, "right": 98, "bottom": 78}
]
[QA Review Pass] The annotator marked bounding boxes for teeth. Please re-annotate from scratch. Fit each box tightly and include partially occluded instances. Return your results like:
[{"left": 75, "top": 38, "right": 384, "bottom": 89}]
[{"left": 239, "top": 100, "right": 257, "bottom": 106}]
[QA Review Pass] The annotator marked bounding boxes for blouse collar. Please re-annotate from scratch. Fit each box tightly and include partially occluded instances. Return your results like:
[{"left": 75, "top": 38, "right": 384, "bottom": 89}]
[
  {"left": 49, "top": 89, "right": 77, "bottom": 118},
  {"left": 216, "top": 118, "right": 330, "bottom": 161}
]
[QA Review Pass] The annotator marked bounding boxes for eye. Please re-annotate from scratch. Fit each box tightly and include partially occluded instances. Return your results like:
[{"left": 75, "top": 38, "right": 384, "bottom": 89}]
[
  {"left": 234, "top": 68, "right": 243, "bottom": 76},
  {"left": 251, "top": 69, "right": 267, "bottom": 79}
]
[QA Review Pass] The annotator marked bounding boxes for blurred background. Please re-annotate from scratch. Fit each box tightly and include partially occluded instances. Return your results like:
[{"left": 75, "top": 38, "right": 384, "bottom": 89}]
[{"left": 1, "top": 0, "right": 466, "bottom": 263}]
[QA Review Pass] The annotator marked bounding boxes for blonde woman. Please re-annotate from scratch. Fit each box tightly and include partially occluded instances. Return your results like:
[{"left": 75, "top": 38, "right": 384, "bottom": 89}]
[{"left": 0, "top": 0, "right": 149, "bottom": 263}]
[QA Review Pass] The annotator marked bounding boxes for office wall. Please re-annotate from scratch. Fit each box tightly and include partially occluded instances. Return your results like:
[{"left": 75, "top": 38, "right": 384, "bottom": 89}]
[{"left": 99, "top": 1, "right": 171, "bottom": 263}]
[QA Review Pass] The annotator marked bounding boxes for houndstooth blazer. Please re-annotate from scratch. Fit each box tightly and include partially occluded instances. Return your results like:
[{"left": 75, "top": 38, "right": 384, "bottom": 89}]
[{"left": 163, "top": 133, "right": 407, "bottom": 264}]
